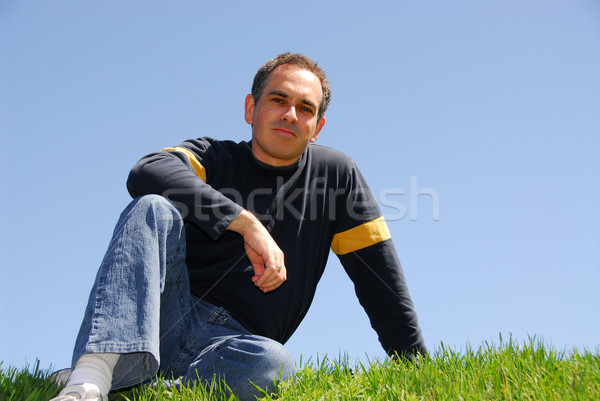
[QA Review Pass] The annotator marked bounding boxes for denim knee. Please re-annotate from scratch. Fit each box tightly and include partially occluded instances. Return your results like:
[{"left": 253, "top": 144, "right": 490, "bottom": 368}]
[
  {"left": 183, "top": 335, "right": 296, "bottom": 400},
  {"left": 130, "top": 194, "right": 179, "bottom": 218},
  {"left": 219, "top": 335, "right": 296, "bottom": 397},
  {"left": 238, "top": 336, "right": 296, "bottom": 383}
]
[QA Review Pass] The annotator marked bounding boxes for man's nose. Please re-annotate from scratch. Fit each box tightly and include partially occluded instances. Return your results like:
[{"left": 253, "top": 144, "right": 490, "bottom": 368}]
[{"left": 281, "top": 106, "right": 298, "bottom": 122}]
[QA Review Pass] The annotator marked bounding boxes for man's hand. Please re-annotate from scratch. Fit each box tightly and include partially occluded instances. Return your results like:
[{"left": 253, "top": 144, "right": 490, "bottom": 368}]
[{"left": 227, "top": 210, "right": 287, "bottom": 292}]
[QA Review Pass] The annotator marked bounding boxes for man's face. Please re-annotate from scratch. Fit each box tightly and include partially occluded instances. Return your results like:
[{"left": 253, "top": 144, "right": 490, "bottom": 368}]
[{"left": 245, "top": 64, "right": 326, "bottom": 167}]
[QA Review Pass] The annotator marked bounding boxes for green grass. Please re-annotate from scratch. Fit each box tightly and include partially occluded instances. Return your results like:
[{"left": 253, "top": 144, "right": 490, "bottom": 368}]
[
  {"left": 2, "top": 338, "right": 599, "bottom": 401},
  {"left": 0, "top": 361, "right": 63, "bottom": 401}
]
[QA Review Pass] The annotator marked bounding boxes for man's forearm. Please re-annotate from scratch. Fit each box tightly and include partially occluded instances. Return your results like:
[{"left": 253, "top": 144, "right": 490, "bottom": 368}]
[
  {"left": 226, "top": 209, "right": 262, "bottom": 236},
  {"left": 227, "top": 209, "right": 288, "bottom": 293}
]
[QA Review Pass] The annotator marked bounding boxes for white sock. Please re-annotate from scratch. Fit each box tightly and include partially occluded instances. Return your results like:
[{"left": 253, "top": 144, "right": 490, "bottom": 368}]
[{"left": 63, "top": 353, "right": 120, "bottom": 396}]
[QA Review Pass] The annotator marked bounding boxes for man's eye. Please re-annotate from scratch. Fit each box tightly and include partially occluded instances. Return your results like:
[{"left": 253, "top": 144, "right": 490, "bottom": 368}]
[
  {"left": 301, "top": 106, "right": 314, "bottom": 114},
  {"left": 272, "top": 98, "right": 284, "bottom": 103}
]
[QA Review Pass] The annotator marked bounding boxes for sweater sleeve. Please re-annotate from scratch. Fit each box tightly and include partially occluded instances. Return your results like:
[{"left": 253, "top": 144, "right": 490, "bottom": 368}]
[
  {"left": 126, "top": 138, "right": 244, "bottom": 240},
  {"left": 336, "top": 240, "right": 427, "bottom": 359},
  {"left": 332, "top": 163, "right": 427, "bottom": 359}
]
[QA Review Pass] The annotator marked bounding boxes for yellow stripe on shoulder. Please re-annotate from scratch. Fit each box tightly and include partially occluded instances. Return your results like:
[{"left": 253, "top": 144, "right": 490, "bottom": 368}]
[
  {"left": 162, "top": 147, "right": 207, "bottom": 182},
  {"left": 331, "top": 216, "right": 391, "bottom": 255}
]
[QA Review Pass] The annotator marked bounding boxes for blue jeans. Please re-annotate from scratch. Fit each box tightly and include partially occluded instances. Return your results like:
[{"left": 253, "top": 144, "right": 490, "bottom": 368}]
[{"left": 72, "top": 195, "right": 296, "bottom": 400}]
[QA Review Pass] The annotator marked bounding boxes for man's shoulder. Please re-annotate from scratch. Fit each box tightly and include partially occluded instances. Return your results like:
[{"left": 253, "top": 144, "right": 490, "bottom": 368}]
[
  {"left": 181, "top": 137, "right": 250, "bottom": 156},
  {"left": 307, "top": 144, "right": 355, "bottom": 167},
  {"left": 187, "top": 136, "right": 246, "bottom": 148}
]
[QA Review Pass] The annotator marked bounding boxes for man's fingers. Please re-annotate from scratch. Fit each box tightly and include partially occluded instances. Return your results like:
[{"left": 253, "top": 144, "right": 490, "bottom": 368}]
[
  {"left": 256, "top": 264, "right": 286, "bottom": 284},
  {"left": 255, "top": 264, "right": 287, "bottom": 292}
]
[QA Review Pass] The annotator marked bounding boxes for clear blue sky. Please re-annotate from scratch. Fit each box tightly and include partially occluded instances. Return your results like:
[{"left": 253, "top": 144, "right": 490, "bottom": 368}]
[{"left": 1, "top": 1, "right": 599, "bottom": 371}]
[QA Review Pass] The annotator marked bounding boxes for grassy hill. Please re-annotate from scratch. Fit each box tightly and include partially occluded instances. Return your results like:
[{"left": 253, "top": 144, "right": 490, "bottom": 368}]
[{"left": 2, "top": 338, "right": 598, "bottom": 400}]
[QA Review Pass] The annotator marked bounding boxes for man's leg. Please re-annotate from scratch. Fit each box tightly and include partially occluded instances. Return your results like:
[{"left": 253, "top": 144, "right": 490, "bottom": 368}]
[
  {"left": 159, "top": 298, "right": 296, "bottom": 401},
  {"left": 184, "top": 334, "right": 296, "bottom": 401},
  {"left": 53, "top": 195, "right": 189, "bottom": 399},
  {"left": 52, "top": 194, "right": 295, "bottom": 400}
]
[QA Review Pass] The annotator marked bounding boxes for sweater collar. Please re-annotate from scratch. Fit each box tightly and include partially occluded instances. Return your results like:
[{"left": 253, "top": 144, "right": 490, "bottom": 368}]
[{"left": 245, "top": 140, "right": 307, "bottom": 176}]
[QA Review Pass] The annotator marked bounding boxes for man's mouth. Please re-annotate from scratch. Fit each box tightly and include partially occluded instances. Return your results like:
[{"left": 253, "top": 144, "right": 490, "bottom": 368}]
[{"left": 272, "top": 127, "right": 297, "bottom": 137}]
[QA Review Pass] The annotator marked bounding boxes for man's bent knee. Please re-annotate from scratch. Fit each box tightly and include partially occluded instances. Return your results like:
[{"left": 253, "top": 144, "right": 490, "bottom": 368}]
[
  {"left": 131, "top": 194, "right": 176, "bottom": 213},
  {"left": 224, "top": 336, "right": 296, "bottom": 396},
  {"left": 125, "top": 195, "right": 183, "bottom": 224},
  {"left": 185, "top": 335, "right": 296, "bottom": 400}
]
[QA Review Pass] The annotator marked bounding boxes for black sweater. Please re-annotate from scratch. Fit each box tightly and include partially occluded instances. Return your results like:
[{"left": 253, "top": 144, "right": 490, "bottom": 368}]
[{"left": 127, "top": 137, "right": 426, "bottom": 358}]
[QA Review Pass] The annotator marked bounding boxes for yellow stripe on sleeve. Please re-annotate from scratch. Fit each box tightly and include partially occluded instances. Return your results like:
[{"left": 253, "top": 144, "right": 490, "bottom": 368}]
[
  {"left": 162, "top": 147, "right": 207, "bottom": 182},
  {"left": 331, "top": 216, "right": 391, "bottom": 255}
]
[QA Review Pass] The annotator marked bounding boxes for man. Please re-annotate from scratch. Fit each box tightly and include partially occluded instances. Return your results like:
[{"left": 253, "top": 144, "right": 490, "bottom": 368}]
[{"left": 50, "top": 53, "right": 426, "bottom": 401}]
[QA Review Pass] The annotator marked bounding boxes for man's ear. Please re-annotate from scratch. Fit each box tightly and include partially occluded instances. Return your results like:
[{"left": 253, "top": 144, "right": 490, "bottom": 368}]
[
  {"left": 244, "top": 94, "right": 255, "bottom": 125},
  {"left": 310, "top": 117, "right": 326, "bottom": 143}
]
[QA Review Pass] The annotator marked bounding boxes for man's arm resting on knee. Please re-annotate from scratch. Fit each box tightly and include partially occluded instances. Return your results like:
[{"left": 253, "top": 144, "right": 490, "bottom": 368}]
[
  {"left": 227, "top": 210, "right": 287, "bottom": 293},
  {"left": 127, "top": 148, "right": 244, "bottom": 241}
]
